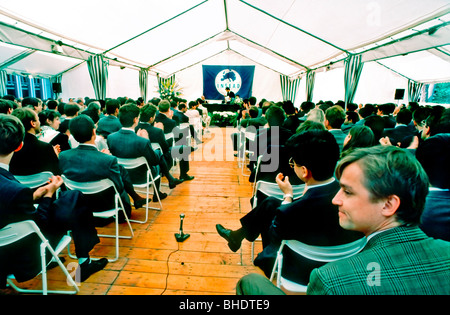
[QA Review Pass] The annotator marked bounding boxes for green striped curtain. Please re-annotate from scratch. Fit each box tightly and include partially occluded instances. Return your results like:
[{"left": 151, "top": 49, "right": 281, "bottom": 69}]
[
  {"left": 280, "top": 75, "right": 301, "bottom": 104},
  {"left": 139, "top": 68, "right": 148, "bottom": 103},
  {"left": 408, "top": 79, "right": 423, "bottom": 102},
  {"left": 344, "top": 54, "right": 364, "bottom": 108},
  {"left": 0, "top": 70, "right": 7, "bottom": 96},
  {"left": 87, "top": 54, "right": 109, "bottom": 100},
  {"left": 305, "top": 70, "right": 316, "bottom": 102}
]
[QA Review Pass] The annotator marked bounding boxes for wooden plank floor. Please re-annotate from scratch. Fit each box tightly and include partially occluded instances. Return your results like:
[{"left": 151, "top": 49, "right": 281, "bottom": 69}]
[{"left": 2, "top": 127, "right": 265, "bottom": 295}]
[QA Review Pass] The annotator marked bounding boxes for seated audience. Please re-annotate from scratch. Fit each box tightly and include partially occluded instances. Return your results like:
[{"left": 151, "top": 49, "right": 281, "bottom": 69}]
[
  {"left": 281, "top": 101, "right": 300, "bottom": 134},
  {"left": 0, "top": 114, "right": 107, "bottom": 286},
  {"left": 107, "top": 104, "right": 183, "bottom": 198},
  {"left": 217, "top": 130, "right": 363, "bottom": 284},
  {"left": 137, "top": 104, "right": 194, "bottom": 182},
  {"left": 416, "top": 134, "right": 450, "bottom": 241},
  {"left": 59, "top": 115, "right": 146, "bottom": 219},
  {"left": 58, "top": 103, "right": 80, "bottom": 135},
  {"left": 9, "top": 108, "right": 60, "bottom": 176},
  {"left": 22, "top": 97, "right": 43, "bottom": 114},
  {"left": 382, "top": 108, "right": 417, "bottom": 147}
]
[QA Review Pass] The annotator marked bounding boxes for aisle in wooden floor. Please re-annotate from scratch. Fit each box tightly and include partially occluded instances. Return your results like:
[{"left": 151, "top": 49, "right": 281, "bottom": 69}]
[{"left": 3, "top": 127, "right": 264, "bottom": 295}]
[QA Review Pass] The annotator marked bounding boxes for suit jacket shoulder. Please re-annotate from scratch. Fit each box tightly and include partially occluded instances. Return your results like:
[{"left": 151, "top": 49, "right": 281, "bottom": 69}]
[{"left": 307, "top": 226, "right": 450, "bottom": 295}]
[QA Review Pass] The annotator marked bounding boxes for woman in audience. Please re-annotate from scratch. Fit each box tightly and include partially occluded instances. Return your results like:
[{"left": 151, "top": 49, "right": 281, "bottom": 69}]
[
  {"left": 38, "top": 109, "right": 71, "bottom": 152},
  {"left": 341, "top": 125, "right": 375, "bottom": 158}
]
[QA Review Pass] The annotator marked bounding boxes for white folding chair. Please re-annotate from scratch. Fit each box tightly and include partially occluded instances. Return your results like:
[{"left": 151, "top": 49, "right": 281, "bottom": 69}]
[
  {"left": 0, "top": 220, "right": 79, "bottom": 295},
  {"left": 238, "top": 128, "right": 257, "bottom": 176},
  {"left": 61, "top": 175, "right": 134, "bottom": 262},
  {"left": 117, "top": 157, "right": 163, "bottom": 224},
  {"left": 250, "top": 180, "right": 305, "bottom": 261},
  {"left": 270, "top": 238, "right": 367, "bottom": 293},
  {"left": 14, "top": 171, "right": 54, "bottom": 189}
]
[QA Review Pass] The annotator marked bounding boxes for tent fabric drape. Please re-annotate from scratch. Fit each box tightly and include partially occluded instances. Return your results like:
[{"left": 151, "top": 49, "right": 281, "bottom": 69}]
[
  {"left": 157, "top": 74, "right": 175, "bottom": 91},
  {"left": 0, "top": 70, "right": 7, "bottom": 96},
  {"left": 280, "top": 75, "right": 301, "bottom": 104},
  {"left": 139, "top": 68, "right": 148, "bottom": 103},
  {"left": 87, "top": 54, "right": 109, "bottom": 100},
  {"left": 305, "top": 70, "right": 316, "bottom": 102},
  {"left": 344, "top": 54, "right": 364, "bottom": 107},
  {"left": 408, "top": 79, "right": 423, "bottom": 102}
]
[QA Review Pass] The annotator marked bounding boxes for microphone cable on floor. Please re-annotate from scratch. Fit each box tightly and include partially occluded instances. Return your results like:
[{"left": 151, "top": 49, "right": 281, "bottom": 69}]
[{"left": 160, "top": 242, "right": 180, "bottom": 295}]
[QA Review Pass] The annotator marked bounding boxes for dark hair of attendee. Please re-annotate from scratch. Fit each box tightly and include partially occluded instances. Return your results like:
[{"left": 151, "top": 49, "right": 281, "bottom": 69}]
[
  {"left": 286, "top": 130, "right": 340, "bottom": 181},
  {"left": 105, "top": 99, "right": 121, "bottom": 115},
  {"left": 0, "top": 114, "right": 25, "bottom": 155},
  {"left": 248, "top": 106, "right": 259, "bottom": 118},
  {"left": 265, "top": 105, "right": 285, "bottom": 127},
  {"left": 364, "top": 115, "right": 385, "bottom": 142},
  {"left": 412, "top": 106, "right": 431, "bottom": 127},
  {"left": 300, "top": 101, "right": 315, "bottom": 114},
  {"left": 358, "top": 105, "right": 374, "bottom": 119},
  {"left": 346, "top": 111, "right": 360, "bottom": 124},
  {"left": 396, "top": 108, "right": 412, "bottom": 125},
  {"left": 425, "top": 106, "right": 445, "bottom": 137},
  {"left": 346, "top": 103, "right": 358, "bottom": 112},
  {"left": 325, "top": 105, "right": 346, "bottom": 128},
  {"left": 249, "top": 97, "right": 257, "bottom": 106},
  {"left": 1, "top": 95, "right": 15, "bottom": 102},
  {"left": 46, "top": 100, "right": 58, "bottom": 110},
  {"left": 342, "top": 125, "right": 375, "bottom": 157},
  {"left": 416, "top": 134, "right": 450, "bottom": 189},
  {"left": 188, "top": 101, "right": 196, "bottom": 109},
  {"left": 69, "top": 115, "right": 95, "bottom": 143},
  {"left": 39, "top": 109, "right": 61, "bottom": 126},
  {"left": 11, "top": 107, "right": 36, "bottom": 132},
  {"left": 140, "top": 104, "right": 158, "bottom": 122},
  {"left": 118, "top": 104, "right": 140, "bottom": 127},
  {"left": 282, "top": 101, "right": 295, "bottom": 115},
  {"left": 21, "top": 97, "right": 39, "bottom": 108},
  {"left": 0, "top": 99, "right": 14, "bottom": 114},
  {"left": 64, "top": 103, "right": 80, "bottom": 117}
]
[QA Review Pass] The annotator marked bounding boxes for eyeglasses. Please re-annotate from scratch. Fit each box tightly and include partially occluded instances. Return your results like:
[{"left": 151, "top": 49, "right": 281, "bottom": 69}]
[{"left": 289, "top": 157, "right": 296, "bottom": 168}]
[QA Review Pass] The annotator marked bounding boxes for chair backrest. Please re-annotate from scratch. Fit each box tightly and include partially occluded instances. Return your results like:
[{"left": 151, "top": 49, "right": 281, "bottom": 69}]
[
  {"left": 116, "top": 157, "right": 149, "bottom": 171},
  {"left": 61, "top": 175, "right": 117, "bottom": 195},
  {"left": 14, "top": 172, "right": 54, "bottom": 189},
  {"left": 0, "top": 220, "right": 43, "bottom": 247},
  {"left": 283, "top": 237, "right": 367, "bottom": 262},
  {"left": 151, "top": 143, "right": 162, "bottom": 152},
  {"left": 254, "top": 180, "right": 305, "bottom": 200}
]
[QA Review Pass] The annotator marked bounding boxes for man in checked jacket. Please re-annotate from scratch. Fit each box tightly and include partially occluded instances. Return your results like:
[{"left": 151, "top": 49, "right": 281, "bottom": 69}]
[{"left": 307, "top": 145, "right": 450, "bottom": 295}]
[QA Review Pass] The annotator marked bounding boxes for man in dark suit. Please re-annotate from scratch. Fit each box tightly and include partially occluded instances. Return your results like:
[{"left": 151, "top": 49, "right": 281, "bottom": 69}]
[
  {"left": 382, "top": 108, "right": 417, "bottom": 147},
  {"left": 97, "top": 99, "right": 122, "bottom": 138},
  {"left": 155, "top": 100, "right": 178, "bottom": 134},
  {"left": 9, "top": 107, "right": 60, "bottom": 176},
  {"left": 217, "top": 130, "right": 363, "bottom": 283},
  {"left": 137, "top": 104, "right": 194, "bottom": 182},
  {"left": 59, "top": 115, "right": 145, "bottom": 218},
  {"left": 325, "top": 105, "right": 347, "bottom": 152},
  {"left": 107, "top": 104, "right": 184, "bottom": 196},
  {"left": 0, "top": 114, "right": 106, "bottom": 286}
]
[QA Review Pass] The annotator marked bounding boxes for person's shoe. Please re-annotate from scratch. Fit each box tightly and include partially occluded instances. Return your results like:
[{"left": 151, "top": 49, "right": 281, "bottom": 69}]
[
  {"left": 134, "top": 197, "right": 147, "bottom": 209},
  {"left": 180, "top": 174, "right": 195, "bottom": 181},
  {"left": 77, "top": 258, "right": 108, "bottom": 282},
  {"left": 169, "top": 178, "right": 184, "bottom": 189},
  {"left": 153, "top": 191, "right": 168, "bottom": 202},
  {"left": 216, "top": 224, "right": 241, "bottom": 252}
]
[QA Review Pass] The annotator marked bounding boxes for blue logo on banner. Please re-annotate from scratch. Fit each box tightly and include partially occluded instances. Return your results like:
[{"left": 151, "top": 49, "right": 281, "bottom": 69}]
[{"left": 203, "top": 65, "right": 255, "bottom": 100}]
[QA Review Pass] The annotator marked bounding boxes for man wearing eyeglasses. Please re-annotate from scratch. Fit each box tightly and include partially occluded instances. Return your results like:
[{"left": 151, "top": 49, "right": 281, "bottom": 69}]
[{"left": 217, "top": 130, "right": 363, "bottom": 284}]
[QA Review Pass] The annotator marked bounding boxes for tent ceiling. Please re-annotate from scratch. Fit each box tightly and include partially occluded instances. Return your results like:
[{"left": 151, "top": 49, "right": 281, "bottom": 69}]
[{"left": 0, "top": 0, "right": 449, "bottom": 83}]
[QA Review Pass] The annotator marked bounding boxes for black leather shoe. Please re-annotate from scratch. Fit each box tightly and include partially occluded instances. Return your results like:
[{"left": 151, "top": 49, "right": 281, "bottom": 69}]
[
  {"left": 153, "top": 191, "right": 167, "bottom": 202},
  {"left": 216, "top": 224, "right": 241, "bottom": 252},
  {"left": 134, "top": 197, "right": 147, "bottom": 209},
  {"left": 180, "top": 174, "right": 195, "bottom": 181},
  {"left": 78, "top": 258, "right": 108, "bottom": 282},
  {"left": 169, "top": 178, "right": 184, "bottom": 189}
]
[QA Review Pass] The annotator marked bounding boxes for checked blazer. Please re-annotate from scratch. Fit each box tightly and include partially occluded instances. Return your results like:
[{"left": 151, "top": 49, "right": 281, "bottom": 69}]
[{"left": 307, "top": 226, "right": 450, "bottom": 295}]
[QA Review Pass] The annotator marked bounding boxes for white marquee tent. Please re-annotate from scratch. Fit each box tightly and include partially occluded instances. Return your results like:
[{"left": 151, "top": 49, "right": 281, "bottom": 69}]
[{"left": 0, "top": 0, "right": 449, "bottom": 106}]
